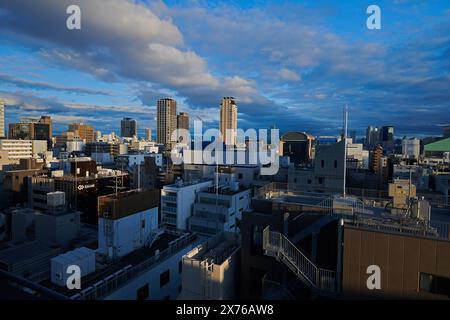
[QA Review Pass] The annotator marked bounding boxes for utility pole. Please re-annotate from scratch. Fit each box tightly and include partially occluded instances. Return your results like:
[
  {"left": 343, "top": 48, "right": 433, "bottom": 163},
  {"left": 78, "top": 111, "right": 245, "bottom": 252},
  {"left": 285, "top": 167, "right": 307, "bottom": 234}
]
[{"left": 343, "top": 105, "right": 348, "bottom": 198}]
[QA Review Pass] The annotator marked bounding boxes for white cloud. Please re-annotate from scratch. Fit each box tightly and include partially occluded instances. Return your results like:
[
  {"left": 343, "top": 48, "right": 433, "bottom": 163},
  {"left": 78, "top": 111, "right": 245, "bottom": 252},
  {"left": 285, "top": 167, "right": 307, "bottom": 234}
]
[{"left": 278, "top": 68, "right": 301, "bottom": 81}]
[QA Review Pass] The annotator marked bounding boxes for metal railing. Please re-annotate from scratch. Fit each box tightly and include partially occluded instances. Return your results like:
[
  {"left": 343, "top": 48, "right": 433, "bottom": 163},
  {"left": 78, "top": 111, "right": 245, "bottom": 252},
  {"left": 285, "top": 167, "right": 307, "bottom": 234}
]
[
  {"left": 263, "top": 226, "right": 335, "bottom": 292},
  {"left": 352, "top": 218, "right": 450, "bottom": 240},
  {"left": 71, "top": 233, "right": 198, "bottom": 300}
]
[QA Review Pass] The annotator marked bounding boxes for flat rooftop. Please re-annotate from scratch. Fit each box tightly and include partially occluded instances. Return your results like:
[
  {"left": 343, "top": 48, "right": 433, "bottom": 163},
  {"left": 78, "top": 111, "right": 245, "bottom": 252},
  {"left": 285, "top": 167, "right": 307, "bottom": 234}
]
[{"left": 40, "top": 230, "right": 200, "bottom": 298}]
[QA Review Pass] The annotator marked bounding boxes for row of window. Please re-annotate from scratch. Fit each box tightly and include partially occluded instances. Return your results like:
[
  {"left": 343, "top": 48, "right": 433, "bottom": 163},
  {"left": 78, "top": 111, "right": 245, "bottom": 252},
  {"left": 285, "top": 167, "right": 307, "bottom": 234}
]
[{"left": 136, "top": 262, "right": 183, "bottom": 300}]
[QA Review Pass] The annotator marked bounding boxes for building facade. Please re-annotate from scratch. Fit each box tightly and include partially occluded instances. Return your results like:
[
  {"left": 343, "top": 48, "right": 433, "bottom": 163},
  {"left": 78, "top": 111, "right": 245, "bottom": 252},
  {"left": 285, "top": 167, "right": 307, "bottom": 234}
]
[
  {"left": 157, "top": 98, "right": 177, "bottom": 146},
  {"left": 219, "top": 97, "right": 238, "bottom": 145},
  {"left": 121, "top": 117, "right": 137, "bottom": 138}
]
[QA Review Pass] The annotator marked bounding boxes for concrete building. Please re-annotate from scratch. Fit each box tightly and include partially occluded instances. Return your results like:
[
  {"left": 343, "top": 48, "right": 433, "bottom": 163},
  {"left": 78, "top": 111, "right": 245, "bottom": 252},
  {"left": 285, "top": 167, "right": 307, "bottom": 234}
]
[
  {"left": 346, "top": 139, "right": 369, "bottom": 169},
  {"left": 280, "top": 132, "right": 315, "bottom": 166},
  {"left": 8, "top": 117, "right": 52, "bottom": 148},
  {"left": 145, "top": 128, "right": 152, "bottom": 141},
  {"left": 157, "top": 98, "right": 177, "bottom": 146},
  {"left": 189, "top": 173, "right": 251, "bottom": 236},
  {"left": 28, "top": 176, "right": 55, "bottom": 211},
  {"left": 68, "top": 123, "right": 95, "bottom": 143},
  {"left": 161, "top": 179, "right": 213, "bottom": 230},
  {"left": 424, "top": 138, "right": 450, "bottom": 157},
  {"left": 98, "top": 190, "right": 159, "bottom": 260},
  {"left": 241, "top": 186, "right": 450, "bottom": 300},
  {"left": 121, "top": 117, "right": 137, "bottom": 138},
  {"left": 402, "top": 137, "right": 421, "bottom": 160},
  {"left": 219, "top": 97, "right": 238, "bottom": 145},
  {"left": 365, "top": 126, "right": 379, "bottom": 148},
  {"left": 434, "top": 173, "right": 450, "bottom": 204},
  {"left": 380, "top": 126, "right": 395, "bottom": 152},
  {"left": 179, "top": 232, "right": 240, "bottom": 300},
  {"left": 0, "top": 100, "right": 5, "bottom": 138},
  {"left": 0, "top": 139, "right": 47, "bottom": 162},
  {"left": 177, "top": 112, "right": 189, "bottom": 131},
  {"left": 184, "top": 164, "right": 260, "bottom": 188}
]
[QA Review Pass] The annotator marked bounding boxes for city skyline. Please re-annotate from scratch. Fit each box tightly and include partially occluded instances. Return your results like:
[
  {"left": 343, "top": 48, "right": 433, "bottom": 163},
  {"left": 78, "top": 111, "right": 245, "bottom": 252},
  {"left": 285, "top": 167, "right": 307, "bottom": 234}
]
[{"left": 0, "top": 0, "right": 449, "bottom": 138}]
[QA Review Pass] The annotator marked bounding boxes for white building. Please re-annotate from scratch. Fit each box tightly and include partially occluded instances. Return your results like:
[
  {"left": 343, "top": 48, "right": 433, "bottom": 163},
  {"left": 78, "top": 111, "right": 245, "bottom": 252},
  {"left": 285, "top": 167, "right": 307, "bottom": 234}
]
[
  {"left": 179, "top": 232, "right": 240, "bottom": 300},
  {"left": 402, "top": 137, "right": 421, "bottom": 159},
  {"left": 161, "top": 179, "right": 213, "bottom": 230},
  {"left": 66, "top": 139, "right": 85, "bottom": 153},
  {"left": 0, "top": 101, "right": 5, "bottom": 138},
  {"left": 97, "top": 190, "right": 159, "bottom": 260},
  {"left": 0, "top": 139, "right": 47, "bottom": 162},
  {"left": 189, "top": 172, "right": 251, "bottom": 236},
  {"left": 116, "top": 153, "right": 163, "bottom": 168}
]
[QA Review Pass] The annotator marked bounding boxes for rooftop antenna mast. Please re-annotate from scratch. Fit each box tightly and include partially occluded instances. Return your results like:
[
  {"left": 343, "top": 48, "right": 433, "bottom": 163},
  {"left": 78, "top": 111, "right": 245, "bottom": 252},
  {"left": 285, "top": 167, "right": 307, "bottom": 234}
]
[{"left": 343, "top": 105, "right": 348, "bottom": 198}]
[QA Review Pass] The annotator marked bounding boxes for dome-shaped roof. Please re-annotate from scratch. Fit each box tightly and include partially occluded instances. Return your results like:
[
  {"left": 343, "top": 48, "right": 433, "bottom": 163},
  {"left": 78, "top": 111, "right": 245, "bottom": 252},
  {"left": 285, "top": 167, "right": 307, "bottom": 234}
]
[{"left": 281, "top": 131, "right": 314, "bottom": 142}]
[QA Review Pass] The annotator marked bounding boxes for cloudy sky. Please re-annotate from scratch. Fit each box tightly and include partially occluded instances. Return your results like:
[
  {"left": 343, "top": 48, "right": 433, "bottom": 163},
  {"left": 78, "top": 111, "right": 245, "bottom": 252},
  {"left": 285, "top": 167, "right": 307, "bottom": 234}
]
[{"left": 0, "top": 0, "right": 449, "bottom": 138}]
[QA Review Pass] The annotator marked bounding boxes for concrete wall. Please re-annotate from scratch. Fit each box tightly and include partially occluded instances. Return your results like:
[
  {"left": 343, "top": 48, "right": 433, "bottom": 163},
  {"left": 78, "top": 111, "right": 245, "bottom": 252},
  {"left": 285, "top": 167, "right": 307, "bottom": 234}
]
[
  {"left": 103, "top": 242, "right": 197, "bottom": 300},
  {"left": 342, "top": 226, "right": 450, "bottom": 299}
]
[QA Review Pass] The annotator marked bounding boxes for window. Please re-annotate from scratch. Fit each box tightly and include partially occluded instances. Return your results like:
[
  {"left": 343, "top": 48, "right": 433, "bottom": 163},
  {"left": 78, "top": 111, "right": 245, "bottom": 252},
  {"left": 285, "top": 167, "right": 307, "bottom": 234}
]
[
  {"left": 238, "top": 173, "right": 243, "bottom": 179},
  {"left": 141, "top": 220, "right": 145, "bottom": 229},
  {"left": 334, "top": 160, "right": 338, "bottom": 168},
  {"left": 178, "top": 261, "right": 182, "bottom": 273},
  {"left": 137, "top": 284, "right": 149, "bottom": 300},
  {"left": 321, "top": 160, "right": 324, "bottom": 168},
  {"left": 420, "top": 273, "right": 450, "bottom": 297},
  {"left": 307, "top": 179, "right": 312, "bottom": 184},
  {"left": 160, "top": 269, "right": 170, "bottom": 287},
  {"left": 294, "top": 178, "right": 297, "bottom": 183},
  {"left": 318, "top": 177, "right": 324, "bottom": 184},
  {"left": 178, "top": 285, "right": 182, "bottom": 294}
]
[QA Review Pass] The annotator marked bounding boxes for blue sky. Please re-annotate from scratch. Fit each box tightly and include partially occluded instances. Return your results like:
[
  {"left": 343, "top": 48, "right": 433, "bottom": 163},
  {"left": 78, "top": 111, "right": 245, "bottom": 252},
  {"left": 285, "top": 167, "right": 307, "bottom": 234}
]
[{"left": 0, "top": 0, "right": 449, "bottom": 138}]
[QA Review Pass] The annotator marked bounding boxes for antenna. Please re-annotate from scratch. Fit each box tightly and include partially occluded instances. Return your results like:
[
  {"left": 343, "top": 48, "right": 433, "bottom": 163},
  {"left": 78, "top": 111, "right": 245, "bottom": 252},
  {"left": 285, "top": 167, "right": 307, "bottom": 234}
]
[{"left": 343, "top": 105, "right": 348, "bottom": 198}]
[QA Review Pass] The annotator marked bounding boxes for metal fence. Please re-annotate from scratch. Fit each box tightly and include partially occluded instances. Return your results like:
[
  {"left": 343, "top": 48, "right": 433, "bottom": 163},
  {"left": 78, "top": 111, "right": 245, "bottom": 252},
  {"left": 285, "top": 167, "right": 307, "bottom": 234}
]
[
  {"left": 71, "top": 233, "right": 198, "bottom": 300},
  {"left": 263, "top": 226, "right": 335, "bottom": 292}
]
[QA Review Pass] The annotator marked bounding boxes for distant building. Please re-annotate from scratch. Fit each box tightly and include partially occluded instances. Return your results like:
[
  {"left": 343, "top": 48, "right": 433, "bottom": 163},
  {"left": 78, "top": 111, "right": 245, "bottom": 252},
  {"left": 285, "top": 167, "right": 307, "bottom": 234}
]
[
  {"left": 8, "top": 116, "right": 52, "bottom": 148},
  {"left": 402, "top": 137, "right": 421, "bottom": 159},
  {"left": 179, "top": 232, "right": 240, "bottom": 300},
  {"left": 177, "top": 112, "right": 189, "bottom": 131},
  {"left": 365, "top": 126, "right": 379, "bottom": 148},
  {"left": 280, "top": 131, "right": 315, "bottom": 166},
  {"left": 145, "top": 128, "right": 152, "bottom": 141},
  {"left": 189, "top": 171, "right": 251, "bottom": 236},
  {"left": 121, "top": 117, "right": 137, "bottom": 138},
  {"left": 161, "top": 179, "right": 212, "bottom": 230},
  {"left": 0, "top": 139, "right": 47, "bottom": 162},
  {"left": 68, "top": 123, "right": 95, "bottom": 143},
  {"left": 220, "top": 97, "right": 238, "bottom": 145},
  {"left": 0, "top": 100, "right": 5, "bottom": 138},
  {"left": 424, "top": 138, "right": 450, "bottom": 157},
  {"left": 157, "top": 98, "right": 177, "bottom": 146},
  {"left": 98, "top": 190, "right": 159, "bottom": 260},
  {"left": 380, "top": 126, "right": 395, "bottom": 152}
]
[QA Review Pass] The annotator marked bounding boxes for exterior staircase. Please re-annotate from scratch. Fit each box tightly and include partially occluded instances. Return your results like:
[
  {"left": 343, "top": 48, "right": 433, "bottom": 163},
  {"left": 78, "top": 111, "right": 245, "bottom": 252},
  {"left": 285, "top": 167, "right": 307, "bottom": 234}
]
[{"left": 263, "top": 226, "right": 336, "bottom": 295}]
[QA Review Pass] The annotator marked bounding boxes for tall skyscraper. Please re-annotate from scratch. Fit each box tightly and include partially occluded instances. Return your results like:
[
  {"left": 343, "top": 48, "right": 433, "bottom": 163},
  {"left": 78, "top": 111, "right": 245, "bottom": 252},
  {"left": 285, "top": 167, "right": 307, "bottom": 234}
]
[
  {"left": 121, "top": 117, "right": 137, "bottom": 138},
  {"left": 365, "top": 126, "right": 379, "bottom": 148},
  {"left": 8, "top": 116, "right": 52, "bottom": 148},
  {"left": 145, "top": 128, "right": 152, "bottom": 141},
  {"left": 0, "top": 101, "right": 5, "bottom": 138},
  {"left": 177, "top": 112, "right": 189, "bottom": 131},
  {"left": 219, "top": 97, "right": 238, "bottom": 145},
  {"left": 68, "top": 123, "right": 95, "bottom": 143},
  {"left": 157, "top": 98, "right": 177, "bottom": 146}
]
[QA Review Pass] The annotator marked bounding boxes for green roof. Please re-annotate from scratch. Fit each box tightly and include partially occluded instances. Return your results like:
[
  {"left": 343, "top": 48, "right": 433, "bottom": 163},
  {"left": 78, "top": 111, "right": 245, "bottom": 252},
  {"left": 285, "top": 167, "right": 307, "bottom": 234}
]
[{"left": 424, "top": 137, "right": 450, "bottom": 152}]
